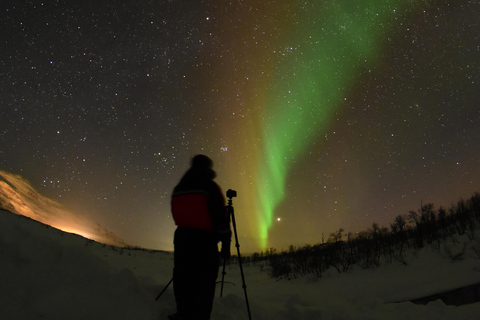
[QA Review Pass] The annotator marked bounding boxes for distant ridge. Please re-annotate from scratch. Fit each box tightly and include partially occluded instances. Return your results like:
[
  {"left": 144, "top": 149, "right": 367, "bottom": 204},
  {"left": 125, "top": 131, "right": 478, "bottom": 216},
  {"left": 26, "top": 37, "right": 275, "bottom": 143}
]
[{"left": 0, "top": 170, "right": 128, "bottom": 247}]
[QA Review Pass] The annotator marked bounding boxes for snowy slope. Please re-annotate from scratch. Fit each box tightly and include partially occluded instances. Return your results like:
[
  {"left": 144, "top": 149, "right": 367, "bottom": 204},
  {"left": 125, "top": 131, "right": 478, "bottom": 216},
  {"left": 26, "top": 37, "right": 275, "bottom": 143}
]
[
  {"left": 1, "top": 209, "right": 480, "bottom": 320},
  {"left": 0, "top": 170, "right": 127, "bottom": 247}
]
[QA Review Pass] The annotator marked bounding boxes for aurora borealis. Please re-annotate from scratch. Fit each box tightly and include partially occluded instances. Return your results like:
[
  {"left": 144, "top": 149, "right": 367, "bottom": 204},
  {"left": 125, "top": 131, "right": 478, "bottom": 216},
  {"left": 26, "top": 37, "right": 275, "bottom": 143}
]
[
  {"left": 252, "top": 0, "right": 420, "bottom": 248},
  {"left": 1, "top": 1, "right": 479, "bottom": 253}
]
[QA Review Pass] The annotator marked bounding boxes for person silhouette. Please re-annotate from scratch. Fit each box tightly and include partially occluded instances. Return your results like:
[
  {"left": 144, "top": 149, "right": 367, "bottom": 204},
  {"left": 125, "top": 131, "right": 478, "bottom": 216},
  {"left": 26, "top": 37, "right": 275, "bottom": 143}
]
[{"left": 169, "top": 155, "right": 231, "bottom": 320}]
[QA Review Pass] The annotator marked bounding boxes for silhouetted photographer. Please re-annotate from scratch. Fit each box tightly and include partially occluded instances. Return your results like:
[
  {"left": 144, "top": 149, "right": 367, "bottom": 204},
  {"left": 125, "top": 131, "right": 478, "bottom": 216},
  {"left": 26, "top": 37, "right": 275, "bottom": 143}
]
[{"left": 169, "top": 155, "right": 231, "bottom": 320}]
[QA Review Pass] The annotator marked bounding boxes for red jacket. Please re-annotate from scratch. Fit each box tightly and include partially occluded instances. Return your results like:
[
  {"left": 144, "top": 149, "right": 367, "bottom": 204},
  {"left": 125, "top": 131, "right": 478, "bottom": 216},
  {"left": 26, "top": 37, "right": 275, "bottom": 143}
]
[
  {"left": 172, "top": 191, "right": 215, "bottom": 231},
  {"left": 171, "top": 168, "right": 230, "bottom": 239}
]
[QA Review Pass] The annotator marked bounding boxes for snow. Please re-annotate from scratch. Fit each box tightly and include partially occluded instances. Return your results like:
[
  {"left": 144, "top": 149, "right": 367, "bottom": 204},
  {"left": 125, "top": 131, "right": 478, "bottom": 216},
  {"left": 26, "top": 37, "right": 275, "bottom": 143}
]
[{"left": 1, "top": 209, "right": 480, "bottom": 320}]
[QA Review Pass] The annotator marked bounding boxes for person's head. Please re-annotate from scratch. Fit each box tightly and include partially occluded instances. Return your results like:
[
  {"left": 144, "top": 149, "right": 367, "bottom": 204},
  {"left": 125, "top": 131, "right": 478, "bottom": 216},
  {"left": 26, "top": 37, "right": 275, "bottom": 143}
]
[
  {"left": 190, "top": 154, "right": 216, "bottom": 179},
  {"left": 191, "top": 154, "right": 213, "bottom": 170}
]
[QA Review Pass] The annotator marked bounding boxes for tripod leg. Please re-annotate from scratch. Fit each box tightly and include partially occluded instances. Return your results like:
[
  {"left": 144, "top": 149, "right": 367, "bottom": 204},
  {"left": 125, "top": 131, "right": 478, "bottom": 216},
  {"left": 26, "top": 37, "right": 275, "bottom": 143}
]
[
  {"left": 155, "top": 277, "right": 173, "bottom": 301},
  {"left": 231, "top": 209, "right": 253, "bottom": 320},
  {"left": 220, "top": 257, "right": 227, "bottom": 297}
]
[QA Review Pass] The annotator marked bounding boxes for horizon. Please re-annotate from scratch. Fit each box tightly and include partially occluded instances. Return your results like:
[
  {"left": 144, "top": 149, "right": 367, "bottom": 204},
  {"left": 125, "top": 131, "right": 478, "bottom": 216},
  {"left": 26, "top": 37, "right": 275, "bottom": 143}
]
[{"left": 1, "top": 169, "right": 478, "bottom": 254}]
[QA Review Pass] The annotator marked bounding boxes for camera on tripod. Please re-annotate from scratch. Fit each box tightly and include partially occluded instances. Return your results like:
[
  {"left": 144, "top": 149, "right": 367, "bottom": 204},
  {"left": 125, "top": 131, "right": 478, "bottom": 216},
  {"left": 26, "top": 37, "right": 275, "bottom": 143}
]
[
  {"left": 226, "top": 189, "right": 237, "bottom": 199},
  {"left": 221, "top": 188, "right": 251, "bottom": 320}
]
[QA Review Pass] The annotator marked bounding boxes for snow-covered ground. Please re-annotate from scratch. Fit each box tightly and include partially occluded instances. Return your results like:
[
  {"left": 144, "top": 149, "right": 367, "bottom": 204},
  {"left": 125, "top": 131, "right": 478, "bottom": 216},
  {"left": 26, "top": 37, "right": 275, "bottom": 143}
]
[{"left": 2, "top": 209, "right": 480, "bottom": 320}]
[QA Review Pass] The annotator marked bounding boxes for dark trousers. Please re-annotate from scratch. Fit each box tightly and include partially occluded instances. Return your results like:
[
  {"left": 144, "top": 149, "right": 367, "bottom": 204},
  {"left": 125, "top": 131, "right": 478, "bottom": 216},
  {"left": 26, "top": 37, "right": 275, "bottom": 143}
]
[{"left": 173, "top": 228, "right": 219, "bottom": 320}]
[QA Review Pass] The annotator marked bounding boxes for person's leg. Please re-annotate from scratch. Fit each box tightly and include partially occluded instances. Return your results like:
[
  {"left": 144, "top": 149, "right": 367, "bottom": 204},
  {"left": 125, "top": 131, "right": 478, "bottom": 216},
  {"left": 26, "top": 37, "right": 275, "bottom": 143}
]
[
  {"left": 173, "top": 229, "right": 194, "bottom": 319},
  {"left": 191, "top": 241, "right": 220, "bottom": 320},
  {"left": 173, "top": 229, "right": 219, "bottom": 320}
]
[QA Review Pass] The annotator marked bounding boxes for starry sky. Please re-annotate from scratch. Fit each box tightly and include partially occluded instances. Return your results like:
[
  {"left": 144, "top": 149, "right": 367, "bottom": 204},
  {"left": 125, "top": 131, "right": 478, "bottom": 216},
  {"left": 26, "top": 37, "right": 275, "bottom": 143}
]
[{"left": 1, "top": 0, "right": 479, "bottom": 253}]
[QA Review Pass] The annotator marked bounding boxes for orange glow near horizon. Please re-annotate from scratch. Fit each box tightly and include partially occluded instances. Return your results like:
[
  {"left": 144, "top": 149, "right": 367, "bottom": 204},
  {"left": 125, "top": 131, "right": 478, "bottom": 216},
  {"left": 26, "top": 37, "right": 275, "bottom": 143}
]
[
  {"left": 54, "top": 225, "right": 96, "bottom": 241},
  {"left": 0, "top": 170, "right": 125, "bottom": 247}
]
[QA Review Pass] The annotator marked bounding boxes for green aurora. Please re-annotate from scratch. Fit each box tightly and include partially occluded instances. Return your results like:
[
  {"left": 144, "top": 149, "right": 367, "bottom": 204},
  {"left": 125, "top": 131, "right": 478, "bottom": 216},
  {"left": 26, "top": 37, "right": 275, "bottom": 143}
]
[{"left": 256, "top": 0, "right": 419, "bottom": 249}]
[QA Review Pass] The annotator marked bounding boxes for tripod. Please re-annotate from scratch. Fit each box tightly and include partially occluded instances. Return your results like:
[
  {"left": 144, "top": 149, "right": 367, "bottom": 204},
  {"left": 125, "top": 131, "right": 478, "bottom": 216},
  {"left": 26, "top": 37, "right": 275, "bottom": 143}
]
[{"left": 220, "top": 189, "right": 252, "bottom": 320}]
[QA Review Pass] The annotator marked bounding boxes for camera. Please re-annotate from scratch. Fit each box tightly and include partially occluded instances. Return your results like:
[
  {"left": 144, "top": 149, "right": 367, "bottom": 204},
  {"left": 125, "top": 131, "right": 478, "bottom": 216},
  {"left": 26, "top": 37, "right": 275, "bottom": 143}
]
[{"left": 226, "top": 189, "right": 237, "bottom": 198}]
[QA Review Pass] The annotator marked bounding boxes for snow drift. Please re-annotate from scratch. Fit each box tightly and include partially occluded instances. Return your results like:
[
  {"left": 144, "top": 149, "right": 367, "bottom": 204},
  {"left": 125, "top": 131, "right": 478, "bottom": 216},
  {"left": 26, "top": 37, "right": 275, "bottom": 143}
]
[{"left": 2, "top": 208, "right": 480, "bottom": 319}]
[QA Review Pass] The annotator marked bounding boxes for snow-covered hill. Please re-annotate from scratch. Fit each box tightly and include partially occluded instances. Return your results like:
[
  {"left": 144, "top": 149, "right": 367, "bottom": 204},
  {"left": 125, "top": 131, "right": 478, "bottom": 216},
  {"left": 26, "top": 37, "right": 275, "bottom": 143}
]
[
  {"left": 0, "top": 170, "right": 127, "bottom": 246},
  {"left": 1, "top": 208, "right": 480, "bottom": 320}
]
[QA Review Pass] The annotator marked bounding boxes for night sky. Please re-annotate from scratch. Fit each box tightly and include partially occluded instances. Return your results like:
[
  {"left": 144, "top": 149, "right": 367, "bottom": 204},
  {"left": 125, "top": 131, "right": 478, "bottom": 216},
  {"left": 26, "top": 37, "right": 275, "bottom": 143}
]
[{"left": 1, "top": 0, "right": 479, "bottom": 253}]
